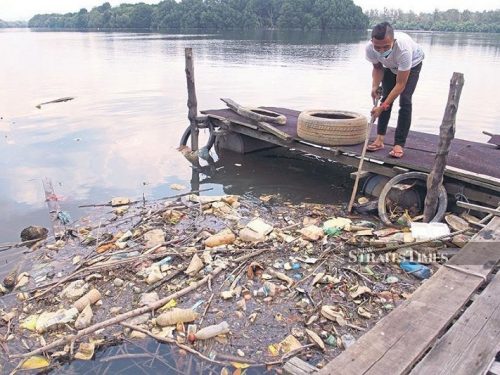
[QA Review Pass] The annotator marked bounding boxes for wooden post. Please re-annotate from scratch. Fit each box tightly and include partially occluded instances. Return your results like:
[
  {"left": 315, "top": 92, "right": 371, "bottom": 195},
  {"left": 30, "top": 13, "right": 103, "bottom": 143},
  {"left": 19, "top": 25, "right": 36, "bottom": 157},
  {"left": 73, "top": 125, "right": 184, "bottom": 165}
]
[
  {"left": 423, "top": 72, "right": 464, "bottom": 222},
  {"left": 185, "top": 48, "right": 199, "bottom": 151}
]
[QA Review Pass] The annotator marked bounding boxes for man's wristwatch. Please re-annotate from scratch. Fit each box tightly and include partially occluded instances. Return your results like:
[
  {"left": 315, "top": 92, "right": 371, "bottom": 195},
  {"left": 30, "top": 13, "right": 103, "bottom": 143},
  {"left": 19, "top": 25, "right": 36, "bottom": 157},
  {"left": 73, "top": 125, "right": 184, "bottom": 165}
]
[{"left": 380, "top": 102, "right": 390, "bottom": 111}]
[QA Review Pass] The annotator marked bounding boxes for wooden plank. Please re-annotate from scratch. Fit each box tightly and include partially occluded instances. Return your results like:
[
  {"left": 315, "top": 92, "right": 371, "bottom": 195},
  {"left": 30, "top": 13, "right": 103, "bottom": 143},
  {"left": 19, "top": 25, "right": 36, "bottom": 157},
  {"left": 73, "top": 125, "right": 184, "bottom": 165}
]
[
  {"left": 318, "top": 217, "right": 500, "bottom": 375},
  {"left": 257, "top": 120, "right": 292, "bottom": 142},
  {"left": 350, "top": 171, "right": 371, "bottom": 180},
  {"left": 424, "top": 72, "right": 464, "bottom": 222},
  {"left": 221, "top": 98, "right": 287, "bottom": 125},
  {"left": 207, "top": 114, "right": 259, "bottom": 130},
  {"left": 283, "top": 357, "right": 318, "bottom": 375},
  {"left": 489, "top": 362, "right": 500, "bottom": 375},
  {"left": 185, "top": 48, "right": 199, "bottom": 151},
  {"left": 446, "top": 165, "right": 500, "bottom": 187},
  {"left": 456, "top": 201, "right": 500, "bottom": 217},
  {"left": 411, "top": 274, "right": 500, "bottom": 375}
]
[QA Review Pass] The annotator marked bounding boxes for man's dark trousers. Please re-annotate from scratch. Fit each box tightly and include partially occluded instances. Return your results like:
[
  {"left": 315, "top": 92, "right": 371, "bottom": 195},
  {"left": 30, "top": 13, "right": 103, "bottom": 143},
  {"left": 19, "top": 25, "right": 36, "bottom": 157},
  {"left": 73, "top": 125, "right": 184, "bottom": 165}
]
[{"left": 377, "top": 62, "right": 422, "bottom": 147}]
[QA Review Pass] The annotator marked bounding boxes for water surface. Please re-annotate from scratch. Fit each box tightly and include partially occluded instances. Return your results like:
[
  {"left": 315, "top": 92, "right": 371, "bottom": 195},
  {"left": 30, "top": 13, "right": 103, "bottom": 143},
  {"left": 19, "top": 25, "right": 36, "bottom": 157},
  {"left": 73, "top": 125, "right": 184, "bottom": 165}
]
[{"left": 1, "top": 28, "right": 499, "bottom": 242}]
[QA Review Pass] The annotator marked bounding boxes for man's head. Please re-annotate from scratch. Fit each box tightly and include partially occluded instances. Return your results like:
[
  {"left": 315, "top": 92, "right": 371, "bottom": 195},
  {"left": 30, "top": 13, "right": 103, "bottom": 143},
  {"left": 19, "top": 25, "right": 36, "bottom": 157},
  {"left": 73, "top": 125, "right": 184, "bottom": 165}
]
[{"left": 371, "top": 22, "right": 394, "bottom": 54}]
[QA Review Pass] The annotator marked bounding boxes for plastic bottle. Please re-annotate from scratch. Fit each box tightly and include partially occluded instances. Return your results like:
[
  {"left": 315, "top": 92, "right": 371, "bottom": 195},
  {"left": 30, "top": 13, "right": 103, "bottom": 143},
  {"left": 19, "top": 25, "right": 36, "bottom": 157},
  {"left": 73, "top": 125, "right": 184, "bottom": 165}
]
[
  {"left": 73, "top": 289, "right": 102, "bottom": 312},
  {"left": 37, "top": 307, "right": 79, "bottom": 333},
  {"left": 194, "top": 321, "right": 230, "bottom": 340},
  {"left": 156, "top": 308, "right": 199, "bottom": 326}
]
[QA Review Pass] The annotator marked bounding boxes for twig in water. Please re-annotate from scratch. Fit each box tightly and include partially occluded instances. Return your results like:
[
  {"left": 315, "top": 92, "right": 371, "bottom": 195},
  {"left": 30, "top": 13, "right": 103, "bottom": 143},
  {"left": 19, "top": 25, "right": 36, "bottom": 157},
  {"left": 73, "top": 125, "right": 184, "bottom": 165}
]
[
  {"left": 341, "top": 266, "right": 374, "bottom": 285},
  {"left": 198, "top": 292, "right": 214, "bottom": 326}
]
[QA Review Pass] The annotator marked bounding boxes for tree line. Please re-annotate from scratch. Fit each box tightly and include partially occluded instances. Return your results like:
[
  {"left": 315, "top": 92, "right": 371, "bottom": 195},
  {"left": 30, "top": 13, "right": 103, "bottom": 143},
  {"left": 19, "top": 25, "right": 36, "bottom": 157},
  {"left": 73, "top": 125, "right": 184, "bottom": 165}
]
[
  {"left": 27, "top": 0, "right": 368, "bottom": 30},
  {"left": 0, "top": 19, "right": 27, "bottom": 28},
  {"left": 367, "top": 8, "right": 500, "bottom": 33}
]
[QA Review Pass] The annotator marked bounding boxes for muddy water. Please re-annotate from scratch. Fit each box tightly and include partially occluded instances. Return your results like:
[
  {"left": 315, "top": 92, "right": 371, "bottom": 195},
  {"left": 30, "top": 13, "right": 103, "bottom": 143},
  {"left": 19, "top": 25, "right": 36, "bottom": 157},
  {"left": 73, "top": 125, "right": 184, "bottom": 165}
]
[
  {"left": 1, "top": 29, "right": 499, "bottom": 243},
  {"left": 0, "top": 28, "right": 499, "bottom": 373}
]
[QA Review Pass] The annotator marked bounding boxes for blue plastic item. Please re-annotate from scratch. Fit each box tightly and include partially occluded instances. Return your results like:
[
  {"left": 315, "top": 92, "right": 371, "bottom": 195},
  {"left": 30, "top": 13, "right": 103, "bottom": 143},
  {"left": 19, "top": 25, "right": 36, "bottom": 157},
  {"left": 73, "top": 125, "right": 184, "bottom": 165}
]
[
  {"left": 399, "top": 261, "right": 431, "bottom": 279},
  {"left": 57, "top": 211, "right": 71, "bottom": 225}
]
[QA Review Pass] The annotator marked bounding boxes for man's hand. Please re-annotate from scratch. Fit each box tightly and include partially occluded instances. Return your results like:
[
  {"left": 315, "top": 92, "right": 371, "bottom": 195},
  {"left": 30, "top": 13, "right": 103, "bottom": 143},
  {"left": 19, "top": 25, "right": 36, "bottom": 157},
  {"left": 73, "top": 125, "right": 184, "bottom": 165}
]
[{"left": 371, "top": 105, "right": 384, "bottom": 119}]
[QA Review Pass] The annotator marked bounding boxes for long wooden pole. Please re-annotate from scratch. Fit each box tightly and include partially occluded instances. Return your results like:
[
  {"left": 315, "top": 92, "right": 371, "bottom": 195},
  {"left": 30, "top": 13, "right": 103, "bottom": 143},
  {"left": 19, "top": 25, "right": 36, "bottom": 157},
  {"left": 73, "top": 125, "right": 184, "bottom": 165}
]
[
  {"left": 423, "top": 72, "right": 464, "bottom": 222},
  {"left": 185, "top": 48, "right": 199, "bottom": 151},
  {"left": 347, "top": 95, "right": 379, "bottom": 213}
]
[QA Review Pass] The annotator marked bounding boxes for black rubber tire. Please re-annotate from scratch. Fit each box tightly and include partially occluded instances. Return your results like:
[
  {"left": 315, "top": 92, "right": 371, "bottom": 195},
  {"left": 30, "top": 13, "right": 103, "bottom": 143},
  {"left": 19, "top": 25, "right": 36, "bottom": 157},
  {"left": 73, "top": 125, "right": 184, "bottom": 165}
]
[
  {"left": 377, "top": 172, "right": 448, "bottom": 225},
  {"left": 180, "top": 123, "right": 216, "bottom": 150},
  {"left": 297, "top": 110, "right": 367, "bottom": 146}
]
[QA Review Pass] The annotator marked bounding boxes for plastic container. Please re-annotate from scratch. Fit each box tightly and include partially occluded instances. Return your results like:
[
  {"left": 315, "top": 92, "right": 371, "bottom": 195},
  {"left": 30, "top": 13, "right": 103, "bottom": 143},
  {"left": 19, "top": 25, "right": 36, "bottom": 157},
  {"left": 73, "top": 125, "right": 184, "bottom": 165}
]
[
  {"left": 194, "top": 321, "right": 229, "bottom": 340},
  {"left": 410, "top": 222, "right": 450, "bottom": 241},
  {"left": 73, "top": 289, "right": 102, "bottom": 312},
  {"left": 400, "top": 261, "right": 431, "bottom": 279},
  {"left": 156, "top": 308, "right": 199, "bottom": 327}
]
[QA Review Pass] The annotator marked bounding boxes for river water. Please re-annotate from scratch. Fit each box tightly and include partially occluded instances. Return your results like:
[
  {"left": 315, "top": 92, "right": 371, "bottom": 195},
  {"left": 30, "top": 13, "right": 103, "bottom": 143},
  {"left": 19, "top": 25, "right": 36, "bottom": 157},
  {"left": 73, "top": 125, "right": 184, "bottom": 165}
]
[
  {"left": 0, "top": 27, "right": 499, "bottom": 373},
  {"left": 1, "top": 29, "right": 499, "bottom": 242}
]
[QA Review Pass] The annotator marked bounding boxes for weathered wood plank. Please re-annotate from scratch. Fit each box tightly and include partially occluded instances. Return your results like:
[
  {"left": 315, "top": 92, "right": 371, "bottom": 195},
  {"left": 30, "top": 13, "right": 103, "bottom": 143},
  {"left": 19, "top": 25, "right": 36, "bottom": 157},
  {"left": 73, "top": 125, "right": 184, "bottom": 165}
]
[
  {"left": 456, "top": 201, "right": 500, "bottom": 217},
  {"left": 221, "top": 98, "right": 287, "bottom": 125},
  {"left": 411, "top": 274, "right": 500, "bottom": 375},
  {"left": 185, "top": 48, "right": 199, "bottom": 151},
  {"left": 284, "top": 357, "right": 318, "bottom": 375},
  {"left": 489, "top": 361, "right": 500, "bottom": 375},
  {"left": 318, "top": 217, "right": 500, "bottom": 375},
  {"left": 424, "top": 72, "right": 464, "bottom": 222}
]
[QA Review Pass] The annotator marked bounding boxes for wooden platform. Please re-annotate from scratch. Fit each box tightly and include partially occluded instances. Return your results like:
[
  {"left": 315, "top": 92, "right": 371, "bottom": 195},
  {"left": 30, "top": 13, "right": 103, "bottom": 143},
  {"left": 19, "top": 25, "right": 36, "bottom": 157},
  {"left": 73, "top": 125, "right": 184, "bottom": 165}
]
[
  {"left": 315, "top": 216, "right": 500, "bottom": 375},
  {"left": 203, "top": 107, "right": 500, "bottom": 204}
]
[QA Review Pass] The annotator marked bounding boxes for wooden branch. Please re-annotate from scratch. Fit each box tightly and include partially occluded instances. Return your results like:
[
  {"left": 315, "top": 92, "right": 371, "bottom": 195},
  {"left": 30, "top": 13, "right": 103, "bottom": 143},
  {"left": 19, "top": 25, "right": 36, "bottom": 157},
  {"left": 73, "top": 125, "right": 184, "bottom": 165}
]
[
  {"left": 347, "top": 120, "right": 374, "bottom": 213},
  {"left": 424, "top": 72, "right": 464, "bottom": 222},
  {"left": 185, "top": 48, "right": 199, "bottom": 151}
]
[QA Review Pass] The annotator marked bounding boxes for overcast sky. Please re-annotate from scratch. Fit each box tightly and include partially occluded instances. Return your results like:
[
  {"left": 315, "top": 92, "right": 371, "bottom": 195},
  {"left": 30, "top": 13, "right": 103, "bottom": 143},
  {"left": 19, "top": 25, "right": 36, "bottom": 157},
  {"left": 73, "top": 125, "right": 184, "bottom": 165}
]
[{"left": 0, "top": 0, "right": 498, "bottom": 21}]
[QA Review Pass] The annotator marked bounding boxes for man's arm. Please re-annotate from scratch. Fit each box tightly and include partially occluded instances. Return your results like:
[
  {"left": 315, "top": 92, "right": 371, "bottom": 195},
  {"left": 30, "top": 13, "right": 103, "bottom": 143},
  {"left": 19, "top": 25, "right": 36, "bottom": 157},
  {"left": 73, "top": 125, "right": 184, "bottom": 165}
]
[
  {"left": 371, "top": 69, "right": 410, "bottom": 118},
  {"left": 383, "top": 69, "right": 410, "bottom": 106},
  {"left": 371, "top": 63, "right": 384, "bottom": 99}
]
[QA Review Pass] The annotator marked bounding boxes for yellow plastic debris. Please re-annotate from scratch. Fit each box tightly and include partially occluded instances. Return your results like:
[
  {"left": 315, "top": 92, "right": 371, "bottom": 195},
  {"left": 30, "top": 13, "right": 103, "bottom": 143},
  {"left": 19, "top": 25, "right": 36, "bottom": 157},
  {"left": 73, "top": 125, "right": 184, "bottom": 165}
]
[{"left": 21, "top": 356, "right": 50, "bottom": 369}]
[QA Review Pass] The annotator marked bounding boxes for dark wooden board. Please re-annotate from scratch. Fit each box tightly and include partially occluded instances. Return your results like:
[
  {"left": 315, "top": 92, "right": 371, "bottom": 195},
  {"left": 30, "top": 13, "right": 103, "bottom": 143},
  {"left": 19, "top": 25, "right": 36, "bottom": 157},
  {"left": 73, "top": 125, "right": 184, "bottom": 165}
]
[{"left": 411, "top": 274, "right": 500, "bottom": 375}]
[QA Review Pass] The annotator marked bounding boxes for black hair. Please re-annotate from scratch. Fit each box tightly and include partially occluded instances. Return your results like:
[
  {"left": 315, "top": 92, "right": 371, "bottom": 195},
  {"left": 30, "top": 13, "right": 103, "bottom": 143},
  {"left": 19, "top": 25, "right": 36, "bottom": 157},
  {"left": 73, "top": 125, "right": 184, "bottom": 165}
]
[{"left": 371, "top": 22, "right": 394, "bottom": 40}]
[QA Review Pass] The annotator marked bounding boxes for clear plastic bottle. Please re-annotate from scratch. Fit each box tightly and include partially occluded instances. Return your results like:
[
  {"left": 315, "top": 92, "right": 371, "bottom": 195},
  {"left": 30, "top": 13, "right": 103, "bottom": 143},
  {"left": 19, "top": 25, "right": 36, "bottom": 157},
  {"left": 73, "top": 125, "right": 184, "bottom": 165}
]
[{"left": 194, "top": 321, "right": 230, "bottom": 340}]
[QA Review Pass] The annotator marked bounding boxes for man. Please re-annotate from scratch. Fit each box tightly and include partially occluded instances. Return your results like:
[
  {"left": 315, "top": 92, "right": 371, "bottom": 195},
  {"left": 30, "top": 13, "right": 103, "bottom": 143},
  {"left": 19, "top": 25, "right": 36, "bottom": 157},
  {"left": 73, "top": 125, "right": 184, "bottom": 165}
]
[{"left": 365, "top": 22, "right": 425, "bottom": 158}]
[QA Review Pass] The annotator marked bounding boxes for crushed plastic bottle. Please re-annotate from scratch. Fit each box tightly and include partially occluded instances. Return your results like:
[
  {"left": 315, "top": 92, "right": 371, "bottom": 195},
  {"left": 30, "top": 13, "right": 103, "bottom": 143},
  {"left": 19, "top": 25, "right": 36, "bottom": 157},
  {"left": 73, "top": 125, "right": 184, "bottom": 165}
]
[
  {"left": 194, "top": 321, "right": 230, "bottom": 340},
  {"left": 400, "top": 261, "right": 431, "bottom": 279}
]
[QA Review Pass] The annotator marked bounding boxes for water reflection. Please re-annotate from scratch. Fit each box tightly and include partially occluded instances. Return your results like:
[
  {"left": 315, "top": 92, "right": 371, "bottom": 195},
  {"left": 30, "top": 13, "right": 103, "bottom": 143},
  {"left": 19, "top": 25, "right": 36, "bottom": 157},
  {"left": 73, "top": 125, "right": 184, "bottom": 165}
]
[{"left": 0, "top": 29, "right": 499, "bottom": 243}]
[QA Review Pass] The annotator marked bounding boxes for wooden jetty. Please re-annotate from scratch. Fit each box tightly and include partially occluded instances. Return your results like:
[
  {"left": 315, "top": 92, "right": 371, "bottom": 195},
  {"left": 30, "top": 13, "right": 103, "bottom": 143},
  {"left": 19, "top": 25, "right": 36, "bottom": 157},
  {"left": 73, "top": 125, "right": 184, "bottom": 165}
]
[
  {"left": 201, "top": 105, "right": 500, "bottom": 206},
  {"left": 182, "top": 49, "right": 500, "bottom": 375}
]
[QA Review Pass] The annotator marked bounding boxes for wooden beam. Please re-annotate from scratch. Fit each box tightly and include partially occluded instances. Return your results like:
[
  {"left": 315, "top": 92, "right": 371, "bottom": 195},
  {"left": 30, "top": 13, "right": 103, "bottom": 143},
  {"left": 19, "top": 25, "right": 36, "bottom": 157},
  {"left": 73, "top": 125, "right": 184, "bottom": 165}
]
[
  {"left": 283, "top": 357, "right": 318, "bottom": 375},
  {"left": 424, "top": 72, "right": 464, "bottom": 222},
  {"left": 445, "top": 165, "right": 500, "bottom": 189},
  {"left": 456, "top": 201, "right": 500, "bottom": 216},
  {"left": 411, "top": 274, "right": 500, "bottom": 375},
  {"left": 221, "top": 98, "right": 287, "bottom": 125},
  {"left": 350, "top": 171, "right": 371, "bottom": 180},
  {"left": 185, "top": 48, "right": 199, "bottom": 151},
  {"left": 211, "top": 118, "right": 398, "bottom": 178}
]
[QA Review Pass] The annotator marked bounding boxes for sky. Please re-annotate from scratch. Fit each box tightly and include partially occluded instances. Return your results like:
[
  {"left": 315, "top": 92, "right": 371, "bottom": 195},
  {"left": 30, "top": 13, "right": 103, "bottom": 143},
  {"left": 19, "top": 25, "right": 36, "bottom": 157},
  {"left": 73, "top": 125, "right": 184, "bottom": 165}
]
[{"left": 0, "top": 0, "right": 498, "bottom": 21}]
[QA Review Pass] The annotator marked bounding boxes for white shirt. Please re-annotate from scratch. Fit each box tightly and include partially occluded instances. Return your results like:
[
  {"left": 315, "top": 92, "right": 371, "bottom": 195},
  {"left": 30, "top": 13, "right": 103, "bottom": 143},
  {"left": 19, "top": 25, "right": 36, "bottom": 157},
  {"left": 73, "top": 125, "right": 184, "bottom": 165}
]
[{"left": 365, "top": 32, "right": 425, "bottom": 74}]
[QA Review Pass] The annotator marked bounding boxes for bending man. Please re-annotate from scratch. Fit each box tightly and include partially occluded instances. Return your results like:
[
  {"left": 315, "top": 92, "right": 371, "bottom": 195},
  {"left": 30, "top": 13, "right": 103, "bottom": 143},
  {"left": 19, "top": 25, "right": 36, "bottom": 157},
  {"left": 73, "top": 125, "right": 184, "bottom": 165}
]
[{"left": 366, "top": 22, "right": 425, "bottom": 158}]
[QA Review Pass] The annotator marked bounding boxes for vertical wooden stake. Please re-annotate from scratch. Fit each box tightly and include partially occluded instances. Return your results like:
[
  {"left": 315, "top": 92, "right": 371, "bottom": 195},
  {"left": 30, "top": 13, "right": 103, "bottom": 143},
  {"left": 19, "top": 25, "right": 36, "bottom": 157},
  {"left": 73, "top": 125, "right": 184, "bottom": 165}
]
[
  {"left": 423, "top": 72, "right": 464, "bottom": 222},
  {"left": 185, "top": 48, "right": 199, "bottom": 151}
]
